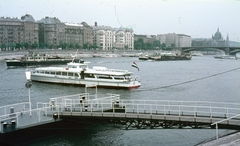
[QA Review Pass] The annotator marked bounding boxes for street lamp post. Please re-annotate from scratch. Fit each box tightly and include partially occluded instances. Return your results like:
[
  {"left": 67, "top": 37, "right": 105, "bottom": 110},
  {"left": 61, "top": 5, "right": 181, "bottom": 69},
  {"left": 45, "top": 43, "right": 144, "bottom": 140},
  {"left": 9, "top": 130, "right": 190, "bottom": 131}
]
[
  {"left": 25, "top": 71, "right": 32, "bottom": 116},
  {"left": 25, "top": 81, "right": 32, "bottom": 116}
]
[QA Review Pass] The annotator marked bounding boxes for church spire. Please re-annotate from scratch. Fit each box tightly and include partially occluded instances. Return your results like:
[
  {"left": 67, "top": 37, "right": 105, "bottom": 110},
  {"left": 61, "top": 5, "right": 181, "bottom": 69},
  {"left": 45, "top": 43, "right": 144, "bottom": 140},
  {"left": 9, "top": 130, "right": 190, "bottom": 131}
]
[{"left": 226, "top": 33, "right": 229, "bottom": 47}]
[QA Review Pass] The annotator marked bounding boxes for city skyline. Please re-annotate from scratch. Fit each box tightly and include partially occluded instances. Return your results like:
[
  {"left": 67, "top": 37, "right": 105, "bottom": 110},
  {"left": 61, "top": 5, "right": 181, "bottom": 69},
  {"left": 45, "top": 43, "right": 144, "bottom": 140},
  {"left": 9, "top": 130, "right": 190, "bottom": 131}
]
[{"left": 0, "top": 0, "right": 239, "bottom": 42}]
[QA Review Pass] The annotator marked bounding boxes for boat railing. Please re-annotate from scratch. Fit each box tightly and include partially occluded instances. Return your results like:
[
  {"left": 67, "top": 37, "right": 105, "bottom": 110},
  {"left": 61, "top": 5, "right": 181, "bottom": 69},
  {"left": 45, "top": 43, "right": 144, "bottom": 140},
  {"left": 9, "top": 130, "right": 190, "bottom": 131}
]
[{"left": 94, "top": 68, "right": 129, "bottom": 73}]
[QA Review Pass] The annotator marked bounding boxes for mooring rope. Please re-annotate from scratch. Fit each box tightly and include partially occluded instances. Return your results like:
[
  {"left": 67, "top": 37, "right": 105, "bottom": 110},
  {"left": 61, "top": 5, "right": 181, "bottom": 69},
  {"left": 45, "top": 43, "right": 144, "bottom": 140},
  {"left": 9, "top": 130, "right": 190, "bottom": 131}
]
[{"left": 138, "top": 67, "right": 240, "bottom": 91}]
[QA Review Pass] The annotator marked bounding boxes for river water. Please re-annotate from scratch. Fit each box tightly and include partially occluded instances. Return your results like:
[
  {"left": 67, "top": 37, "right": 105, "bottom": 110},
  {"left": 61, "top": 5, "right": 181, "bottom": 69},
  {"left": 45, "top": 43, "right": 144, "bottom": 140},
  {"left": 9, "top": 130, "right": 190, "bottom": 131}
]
[{"left": 0, "top": 53, "right": 240, "bottom": 146}]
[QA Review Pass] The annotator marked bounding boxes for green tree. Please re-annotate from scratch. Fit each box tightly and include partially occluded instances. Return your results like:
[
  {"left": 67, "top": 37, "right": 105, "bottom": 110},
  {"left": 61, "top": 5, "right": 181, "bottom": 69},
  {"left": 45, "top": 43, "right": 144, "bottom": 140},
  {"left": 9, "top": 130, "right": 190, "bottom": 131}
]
[
  {"left": 1, "top": 44, "right": 7, "bottom": 50},
  {"left": 134, "top": 38, "right": 145, "bottom": 50},
  {"left": 161, "top": 43, "right": 166, "bottom": 49},
  {"left": 49, "top": 44, "right": 54, "bottom": 49},
  {"left": 32, "top": 43, "right": 39, "bottom": 49},
  {"left": 75, "top": 44, "right": 80, "bottom": 49},
  {"left": 153, "top": 40, "right": 160, "bottom": 49},
  {"left": 146, "top": 42, "right": 153, "bottom": 50},
  {"left": 16, "top": 43, "right": 23, "bottom": 49},
  {"left": 39, "top": 42, "right": 45, "bottom": 49},
  {"left": 68, "top": 43, "right": 74, "bottom": 49},
  {"left": 83, "top": 43, "right": 89, "bottom": 49},
  {"left": 9, "top": 43, "right": 16, "bottom": 50},
  {"left": 23, "top": 42, "right": 29, "bottom": 50}
]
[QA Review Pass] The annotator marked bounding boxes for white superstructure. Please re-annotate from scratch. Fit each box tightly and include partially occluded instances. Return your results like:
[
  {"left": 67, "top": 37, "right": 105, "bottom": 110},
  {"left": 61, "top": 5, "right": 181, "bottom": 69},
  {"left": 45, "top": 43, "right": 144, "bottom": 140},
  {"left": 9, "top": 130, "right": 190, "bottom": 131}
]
[{"left": 27, "top": 60, "right": 141, "bottom": 89}]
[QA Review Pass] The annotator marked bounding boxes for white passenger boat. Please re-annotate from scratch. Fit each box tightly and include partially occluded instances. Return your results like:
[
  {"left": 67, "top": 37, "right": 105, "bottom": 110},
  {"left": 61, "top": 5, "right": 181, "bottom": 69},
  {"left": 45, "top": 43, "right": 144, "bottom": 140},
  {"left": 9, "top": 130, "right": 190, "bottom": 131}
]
[{"left": 26, "top": 60, "right": 141, "bottom": 89}]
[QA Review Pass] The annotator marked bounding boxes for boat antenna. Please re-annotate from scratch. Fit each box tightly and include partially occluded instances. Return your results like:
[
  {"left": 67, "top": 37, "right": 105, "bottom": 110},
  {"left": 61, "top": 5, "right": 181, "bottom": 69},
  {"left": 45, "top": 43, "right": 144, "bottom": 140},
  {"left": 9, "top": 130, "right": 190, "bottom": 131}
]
[
  {"left": 71, "top": 56, "right": 75, "bottom": 63},
  {"left": 71, "top": 49, "right": 78, "bottom": 63}
]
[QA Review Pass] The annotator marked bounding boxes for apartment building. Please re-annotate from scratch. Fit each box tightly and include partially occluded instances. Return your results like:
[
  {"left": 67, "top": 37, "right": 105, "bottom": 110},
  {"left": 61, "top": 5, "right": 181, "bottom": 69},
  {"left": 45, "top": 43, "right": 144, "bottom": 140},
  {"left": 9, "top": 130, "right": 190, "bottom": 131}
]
[
  {"left": 156, "top": 33, "right": 191, "bottom": 47},
  {"left": 0, "top": 14, "right": 38, "bottom": 48},
  {"left": 1, "top": 14, "right": 134, "bottom": 50},
  {"left": 115, "top": 27, "right": 134, "bottom": 50},
  {"left": 81, "top": 22, "right": 93, "bottom": 47},
  {"left": 93, "top": 25, "right": 115, "bottom": 50},
  {"left": 38, "top": 17, "right": 65, "bottom": 46},
  {"left": 65, "top": 23, "right": 84, "bottom": 46},
  {"left": 178, "top": 34, "right": 191, "bottom": 47}
]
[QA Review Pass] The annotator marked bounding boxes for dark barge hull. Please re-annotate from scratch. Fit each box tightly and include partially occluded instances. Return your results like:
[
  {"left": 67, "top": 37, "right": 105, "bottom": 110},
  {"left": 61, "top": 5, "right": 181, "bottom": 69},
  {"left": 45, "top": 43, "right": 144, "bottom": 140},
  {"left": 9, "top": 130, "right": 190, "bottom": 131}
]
[
  {"left": 6, "top": 59, "right": 78, "bottom": 67},
  {"left": 139, "top": 56, "right": 192, "bottom": 61}
]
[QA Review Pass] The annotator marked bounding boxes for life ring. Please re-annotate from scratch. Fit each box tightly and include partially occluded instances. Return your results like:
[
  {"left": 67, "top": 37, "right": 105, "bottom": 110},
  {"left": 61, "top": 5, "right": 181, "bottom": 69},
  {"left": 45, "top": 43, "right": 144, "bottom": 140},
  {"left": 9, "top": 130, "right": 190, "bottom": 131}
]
[{"left": 65, "top": 68, "right": 69, "bottom": 70}]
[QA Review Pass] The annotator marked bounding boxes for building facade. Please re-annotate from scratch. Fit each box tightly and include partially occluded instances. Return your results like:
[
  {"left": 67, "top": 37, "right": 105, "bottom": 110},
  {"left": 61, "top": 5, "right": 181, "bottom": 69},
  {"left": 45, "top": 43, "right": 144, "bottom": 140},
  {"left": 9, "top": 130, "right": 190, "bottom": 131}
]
[
  {"left": 93, "top": 24, "right": 115, "bottom": 50},
  {"left": 115, "top": 27, "right": 134, "bottom": 50},
  {"left": 64, "top": 23, "right": 84, "bottom": 47},
  {"left": 178, "top": 34, "right": 192, "bottom": 47},
  {"left": 81, "top": 22, "right": 93, "bottom": 47},
  {"left": 38, "top": 17, "right": 65, "bottom": 46},
  {"left": 156, "top": 33, "right": 191, "bottom": 47},
  {"left": 93, "top": 23, "right": 134, "bottom": 50},
  {"left": 0, "top": 14, "right": 39, "bottom": 49}
]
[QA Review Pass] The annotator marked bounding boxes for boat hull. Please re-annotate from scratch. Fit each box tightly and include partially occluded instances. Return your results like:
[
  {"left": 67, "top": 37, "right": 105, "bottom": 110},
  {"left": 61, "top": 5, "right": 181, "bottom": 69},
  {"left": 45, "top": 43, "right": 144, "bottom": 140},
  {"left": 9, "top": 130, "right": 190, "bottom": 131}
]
[
  {"left": 6, "top": 59, "right": 77, "bottom": 67},
  {"left": 30, "top": 75, "right": 141, "bottom": 89}
]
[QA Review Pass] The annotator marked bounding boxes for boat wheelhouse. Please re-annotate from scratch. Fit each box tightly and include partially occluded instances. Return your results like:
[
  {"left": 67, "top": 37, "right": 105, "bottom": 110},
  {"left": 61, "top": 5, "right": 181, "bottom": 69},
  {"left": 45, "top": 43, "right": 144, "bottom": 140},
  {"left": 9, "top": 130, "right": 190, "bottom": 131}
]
[{"left": 27, "top": 61, "right": 141, "bottom": 89}]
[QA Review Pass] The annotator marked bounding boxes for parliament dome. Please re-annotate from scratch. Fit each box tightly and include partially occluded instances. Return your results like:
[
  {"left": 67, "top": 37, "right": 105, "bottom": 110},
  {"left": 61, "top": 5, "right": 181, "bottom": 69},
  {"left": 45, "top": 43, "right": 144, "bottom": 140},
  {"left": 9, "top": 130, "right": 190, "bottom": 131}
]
[{"left": 213, "top": 28, "right": 222, "bottom": 40}]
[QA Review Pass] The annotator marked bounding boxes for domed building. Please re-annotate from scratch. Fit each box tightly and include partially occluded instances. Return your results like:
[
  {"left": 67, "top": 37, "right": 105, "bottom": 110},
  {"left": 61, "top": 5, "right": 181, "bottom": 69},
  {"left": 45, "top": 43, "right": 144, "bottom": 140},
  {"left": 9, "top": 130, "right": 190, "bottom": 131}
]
[{"left": 211, "top": 28, "right": 229, "bottom": 47}]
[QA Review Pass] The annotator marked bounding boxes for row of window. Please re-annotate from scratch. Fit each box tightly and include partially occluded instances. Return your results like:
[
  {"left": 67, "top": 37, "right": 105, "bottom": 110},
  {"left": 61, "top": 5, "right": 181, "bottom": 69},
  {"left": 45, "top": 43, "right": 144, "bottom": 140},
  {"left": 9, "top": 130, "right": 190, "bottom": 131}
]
[{"left": 35, "top": 70, "right": 130, "bottom": 80}]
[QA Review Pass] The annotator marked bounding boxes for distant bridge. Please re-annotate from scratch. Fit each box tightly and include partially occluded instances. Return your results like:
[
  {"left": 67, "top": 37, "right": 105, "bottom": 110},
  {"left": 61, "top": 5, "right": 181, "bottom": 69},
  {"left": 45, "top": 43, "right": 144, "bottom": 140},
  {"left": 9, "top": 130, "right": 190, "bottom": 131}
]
[{"left": 180, "top": 47, "right": 240, "bottom": 55}]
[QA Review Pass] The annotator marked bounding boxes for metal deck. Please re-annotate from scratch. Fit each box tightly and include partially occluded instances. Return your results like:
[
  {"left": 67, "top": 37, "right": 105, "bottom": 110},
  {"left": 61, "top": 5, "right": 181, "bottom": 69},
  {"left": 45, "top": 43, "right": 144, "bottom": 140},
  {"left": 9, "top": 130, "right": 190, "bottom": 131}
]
[{"left": 1, "top": 93, "right": 240, "bottom": 140}]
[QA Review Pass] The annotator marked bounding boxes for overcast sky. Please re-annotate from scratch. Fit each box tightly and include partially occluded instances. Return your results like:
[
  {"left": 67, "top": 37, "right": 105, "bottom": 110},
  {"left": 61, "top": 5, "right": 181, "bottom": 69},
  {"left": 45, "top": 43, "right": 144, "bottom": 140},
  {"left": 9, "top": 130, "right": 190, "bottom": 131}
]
[{"left": 0, "top": 0, "right": 239, "bottom": 42}]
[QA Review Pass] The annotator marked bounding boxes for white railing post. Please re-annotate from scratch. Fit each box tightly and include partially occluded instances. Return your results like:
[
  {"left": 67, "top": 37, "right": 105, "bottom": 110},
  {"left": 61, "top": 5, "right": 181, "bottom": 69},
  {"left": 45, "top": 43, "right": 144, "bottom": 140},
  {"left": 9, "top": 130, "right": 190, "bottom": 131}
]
[
  {"left": 58, "top": 105, "right": 60, "bottom": 119},
  {"left": 216, "top": 123, "right": 219, "bottom": 139},
  {"left": 226, "top": 108, "right": 228, "bottom": 118},
  {"left": 133, "top": 101, "right": 134, "bottom": 113},
  {"left": 150, "top": 105, "right": 152, "bottom": 115},
  {"left": 16, "top": 115, "right": 19, "bottom": 128},
  {"left": 38, "top": 110, "right": 40, "bottom": 122},
  {"left": 45, "top": 103, "right": 47, "bottom": 116},
  {"left": 194, "top": 106, "right": 196, "bottom": 117},
  {"left": 101, "top": 102, "right": 103, "bottom": 113},
  {"left": 179, "top": 106, "right": 181, "bottom": 117},
  {"left": 164, "top": 105, "right": 166, "bottom": 116},
  {"left": 71, "top": 99, "right": 72, "bottom": 112},
  {"left": 137, "top": 104, "right": 139, "bottom": 114},
  {"left": 210, "top": 104, "right": 212, "bottom": 118},
  {"left": 181, "top": 101, "right": 183, "bottom": 115}
]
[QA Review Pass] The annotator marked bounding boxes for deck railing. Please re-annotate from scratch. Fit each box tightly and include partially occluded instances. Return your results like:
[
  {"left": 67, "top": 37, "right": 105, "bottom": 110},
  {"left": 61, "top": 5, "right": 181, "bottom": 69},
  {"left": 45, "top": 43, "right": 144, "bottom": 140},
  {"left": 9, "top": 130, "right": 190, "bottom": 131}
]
[
  {"left": 1, "top": 95, "right": 240, "bottom": 134},
  {"left": 211, "top": 114, "right": 240, "bottom": 140}
]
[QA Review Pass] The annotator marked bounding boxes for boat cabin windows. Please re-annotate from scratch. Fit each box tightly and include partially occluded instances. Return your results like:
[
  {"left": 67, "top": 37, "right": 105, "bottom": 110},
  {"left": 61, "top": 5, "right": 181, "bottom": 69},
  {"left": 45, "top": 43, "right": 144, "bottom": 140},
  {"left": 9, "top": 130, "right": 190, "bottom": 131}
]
[
  {"left": 97, "top": 75, "right": 112, "bottom": 79},
  {"left": 62, "top": 72, "right": 68, "bottom": 76},
  {"left": 36, "top": 70, "right": 44, "bottom": 73},
  {"left": 67, "top": 64, "right": 88, "bottom": 69},
  {"left": 56, "top": 72, "right": 61, "bottom": 75},
  {"left": 68, "top": 65, "right": 77, "bottom": 69},
  {"left": 35, "top": 70, "right": 79, "bottom": 77},
  {"left": 68, "top": 72, "right": 76, "bottom": 77},
  {"left": 114, "top": 76, "right": 125, "bottom": 80},
  {"left": 84, "top": 73, "right": 95, "bottom": 78}
]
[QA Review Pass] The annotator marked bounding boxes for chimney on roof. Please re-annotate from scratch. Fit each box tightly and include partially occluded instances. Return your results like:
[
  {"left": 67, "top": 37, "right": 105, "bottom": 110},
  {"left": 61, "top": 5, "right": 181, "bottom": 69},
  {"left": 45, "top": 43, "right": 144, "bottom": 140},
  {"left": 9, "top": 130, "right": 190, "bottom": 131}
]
[{"left": 95, "top": 22, "right": 97, "bottom": 26}]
